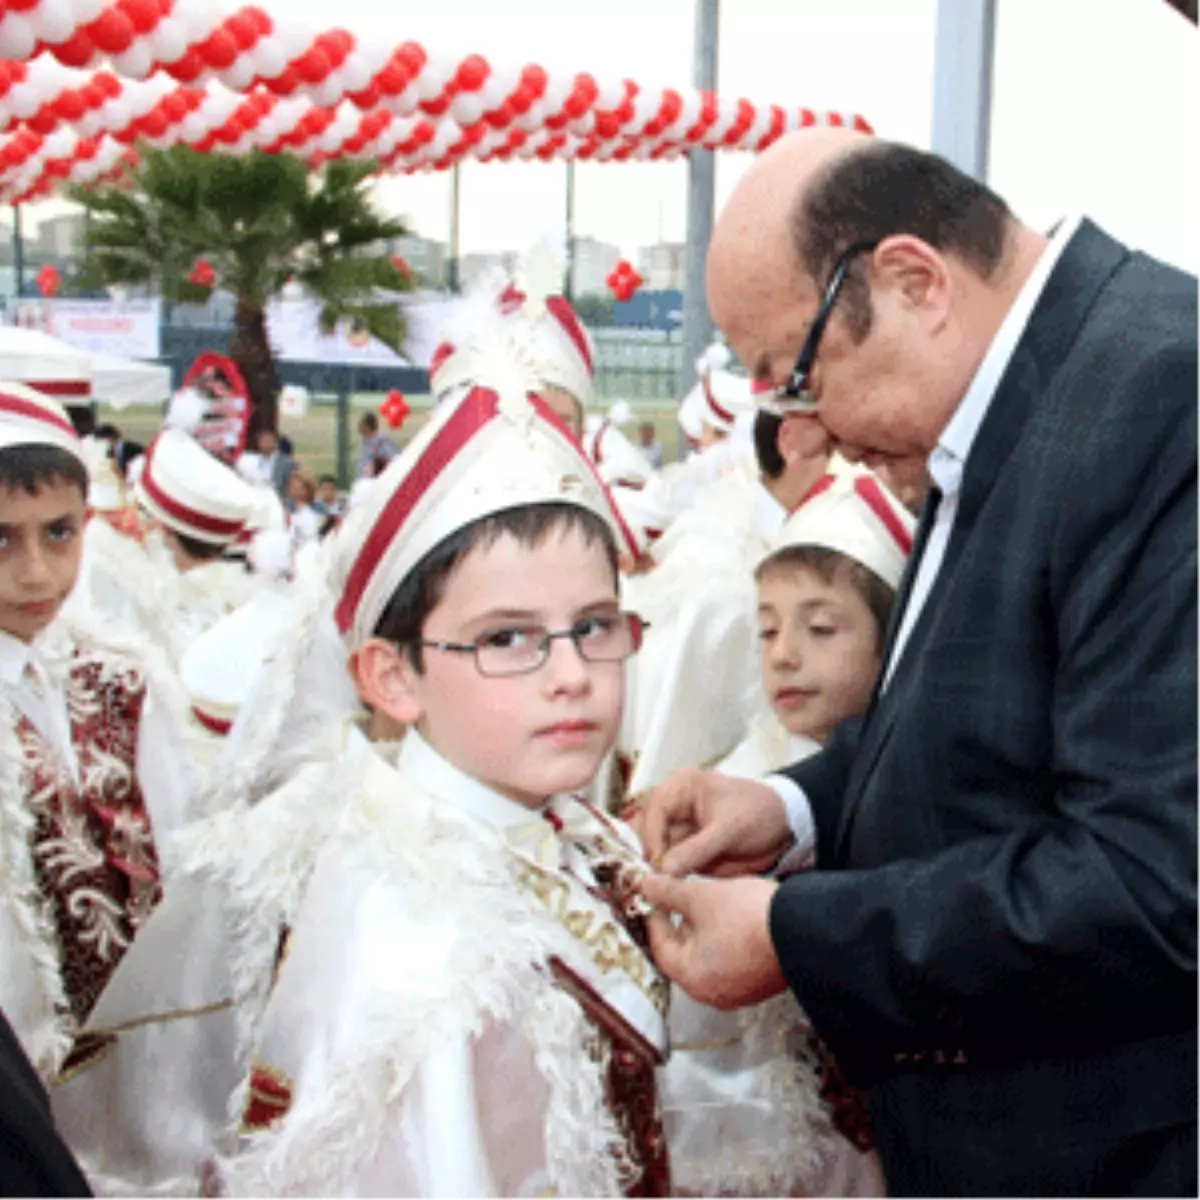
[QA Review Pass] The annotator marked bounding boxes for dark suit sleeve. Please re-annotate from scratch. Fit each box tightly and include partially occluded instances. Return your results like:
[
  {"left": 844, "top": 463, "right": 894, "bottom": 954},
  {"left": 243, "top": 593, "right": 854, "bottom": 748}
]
[
  {"left": 770, "top": 344, "right": 1197, "bottom": 1066},
  {"left": 779, "top": 715, "right": 863, "bottom": 864},
  {"left": 0, "top": 1012, "right": 91, "bottom": 1197}
]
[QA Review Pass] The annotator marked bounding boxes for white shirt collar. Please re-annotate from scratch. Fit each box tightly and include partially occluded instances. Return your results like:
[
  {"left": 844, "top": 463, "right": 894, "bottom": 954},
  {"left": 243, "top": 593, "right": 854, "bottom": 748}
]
[
  {"left": 0, "top": 629, "right": 32, "bottom": 687},
  {"left": 395, "top": 727, "right": 547, "bottom": 833},
  {"left": 753, "top": 480, "right": 788, "bottom": 543},
  {"left": 929, "top": 215, "right": 1083, "bottom": 496}
]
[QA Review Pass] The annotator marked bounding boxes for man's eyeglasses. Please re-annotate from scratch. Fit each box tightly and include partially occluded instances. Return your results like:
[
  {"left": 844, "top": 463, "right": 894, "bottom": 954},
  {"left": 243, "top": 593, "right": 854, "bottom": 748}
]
[
  {"left": 420, "top": 611, "right": 649, "bottom": 678},
  {"left": 772, "top": 239, "right": 880, "bottom": 414}
]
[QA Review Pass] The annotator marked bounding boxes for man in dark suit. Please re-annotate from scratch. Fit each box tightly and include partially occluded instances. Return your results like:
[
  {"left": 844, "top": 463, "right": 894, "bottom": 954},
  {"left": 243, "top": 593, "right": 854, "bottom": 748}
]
[
  {"left": 94, "top": 425, "right": 144, "bottom": 478},
  {"left": 636, "top": 131, "right": 1196, "bottom": 1196},
  {"left": 0, "top": 1009, "right": 90, "bottom": 1196}
]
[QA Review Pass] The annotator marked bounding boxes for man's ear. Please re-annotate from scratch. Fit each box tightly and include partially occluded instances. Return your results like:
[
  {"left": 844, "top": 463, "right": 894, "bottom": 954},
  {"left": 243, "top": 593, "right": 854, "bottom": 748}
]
[
  {"left": 873, "top": 234, "right": 951, "bottom": 324},
  {"left": 351, "top": 638, "right": 425, "bottom": 726}
]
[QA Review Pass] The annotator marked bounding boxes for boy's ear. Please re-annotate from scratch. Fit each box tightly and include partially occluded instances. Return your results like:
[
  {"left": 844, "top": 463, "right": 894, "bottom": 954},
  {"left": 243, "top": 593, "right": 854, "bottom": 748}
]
[{"left": 351, "top": 638, "right": 425, "bottom": 726}]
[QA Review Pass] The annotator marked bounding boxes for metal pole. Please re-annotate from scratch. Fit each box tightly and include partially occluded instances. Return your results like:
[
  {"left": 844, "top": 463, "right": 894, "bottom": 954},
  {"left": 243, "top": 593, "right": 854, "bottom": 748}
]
[
  {"left": 681, "top": 0, "right": 718, "bottom": 396},
  {"left": 336, "top": 369, "right": 351, "bottom": 490},
  {"left": 13, "top": 205, "right": 25, "bottom": 297},
  {"left": 931, "top": 0, "right": 996, "bottom": 181},
  {"left": 564, "top": 159, "right": 576, "bottom": 302},
  {"left": 445, "top": 164, "right": 461, "bottom": 294}
]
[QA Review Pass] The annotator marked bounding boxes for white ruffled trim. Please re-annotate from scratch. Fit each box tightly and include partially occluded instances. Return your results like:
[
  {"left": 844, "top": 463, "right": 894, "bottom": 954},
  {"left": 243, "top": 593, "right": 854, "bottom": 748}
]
[
  {"left": 214, "top": 756, "right": 627, "bottom": 1197},
  {"left": 0, "top": 694, "right": 74, "bottom": 1080}
]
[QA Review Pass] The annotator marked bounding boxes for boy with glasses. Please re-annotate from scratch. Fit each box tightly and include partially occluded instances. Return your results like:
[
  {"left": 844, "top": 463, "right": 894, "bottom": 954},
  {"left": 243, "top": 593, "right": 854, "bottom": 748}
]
[{"left": 218, "top": 360, "right": 672, "bottom": 1196}]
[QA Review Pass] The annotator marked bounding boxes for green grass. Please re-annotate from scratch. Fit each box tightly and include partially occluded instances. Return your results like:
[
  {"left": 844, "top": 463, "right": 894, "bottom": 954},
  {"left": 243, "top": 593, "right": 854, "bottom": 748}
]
[{"left": 98, "top": 395, "right": 690, "bottom": 486}]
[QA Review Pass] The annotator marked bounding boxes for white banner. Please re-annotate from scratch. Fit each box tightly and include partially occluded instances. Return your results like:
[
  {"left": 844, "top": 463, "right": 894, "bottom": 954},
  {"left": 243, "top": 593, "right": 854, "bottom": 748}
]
[
  {"left": 33, "top": 299, "right": 162, "bottom": 360},
  {"left": 266, "top": 297, "right": 414, "bottom": 366}
]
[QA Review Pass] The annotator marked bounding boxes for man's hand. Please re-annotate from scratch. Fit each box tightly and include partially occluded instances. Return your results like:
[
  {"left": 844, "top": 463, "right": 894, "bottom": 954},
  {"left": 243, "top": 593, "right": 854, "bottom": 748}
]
[
  {"left": 630, "top": 768, "right": 793, "bottom": 878},
  {"left": 641, "top": 873, "right": 786, "bottom": 1009}
]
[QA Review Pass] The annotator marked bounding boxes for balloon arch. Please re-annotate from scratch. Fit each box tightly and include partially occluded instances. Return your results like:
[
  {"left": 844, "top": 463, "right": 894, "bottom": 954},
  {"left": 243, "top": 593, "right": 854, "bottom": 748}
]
[{"left": 0, "top": 0, "right": 872, "bottom": 205}]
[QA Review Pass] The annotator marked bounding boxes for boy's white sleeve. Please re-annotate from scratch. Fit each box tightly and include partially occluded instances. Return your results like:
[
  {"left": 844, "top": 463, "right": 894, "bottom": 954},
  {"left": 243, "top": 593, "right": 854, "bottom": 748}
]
[
  {"left": 137, "top": 686, "right": 196, "bottom": 837},
  {"left": 766, "top": 775, "right": 817, "bottom": 873}
]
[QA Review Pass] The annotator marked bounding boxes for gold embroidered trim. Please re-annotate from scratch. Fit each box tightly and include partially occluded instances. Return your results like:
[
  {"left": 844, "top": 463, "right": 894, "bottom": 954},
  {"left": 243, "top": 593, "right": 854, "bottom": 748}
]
[
  {"left": 509, "top": 858, "right": 668, "bottom": 1014},
  {"left": 53, "top": 1032, "right": 117, "bottom": 1084},
  {"left": 84, "top": 997, "right": 235, "bottom": 1039}
]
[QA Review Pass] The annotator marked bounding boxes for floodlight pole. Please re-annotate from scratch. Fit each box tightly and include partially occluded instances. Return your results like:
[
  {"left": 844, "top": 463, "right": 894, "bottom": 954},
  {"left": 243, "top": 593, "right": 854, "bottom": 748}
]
[
  {"left": 931, "top": 0, "right": 996, "bottom": 180},
  {"left": 680, "top": 0, "right": 718, "bottom": 397},
  {"left": 12, "top": 205, "right": 25, "bottom": 298},
  {"left": 564, "top": 158, "right": 576, "bottom": 302},
  {"left": 446, "top": 163, "right": 461, "bottom": 293}
]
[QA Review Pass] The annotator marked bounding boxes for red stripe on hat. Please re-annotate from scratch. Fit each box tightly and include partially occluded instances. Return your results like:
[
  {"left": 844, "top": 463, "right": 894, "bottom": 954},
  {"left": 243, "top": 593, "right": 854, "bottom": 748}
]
[
  {"left": 702, "top": 376, "right": 735, "bottom": 424},
  {"left": 751, "top": 376, "right": 776, "bottom": 396},
  {"left": 855, "top": 475, "right": 913, "bottom": 555},
  {"left": 140, "top": 436, "right": 247, "bottom": 539},
  {"left": 545, "top": 296, "right": 594, "bottom": 377},
  {"left": 336, "top": 387, "right": 502, "bottom": 634},
  {"left": 429, "top": 340, "right": 455, "bottom": 378},
  {"left": 0, "top": 390, "right": 81, "bottom": 440},
  {"left": 591, "top": 418, "right": 610, "bottom": 464},
  {"left": 192, "top": 706, "right": 233, "bottom": 736},
  {"left": 528, "top": 394, "right": 640, "bottom": 561},
  {"left": 793, "top": 472, "right": 836, "bottom": 513},
  {"left": 26, "top": 380, "right": 91, "bottom": 398}
]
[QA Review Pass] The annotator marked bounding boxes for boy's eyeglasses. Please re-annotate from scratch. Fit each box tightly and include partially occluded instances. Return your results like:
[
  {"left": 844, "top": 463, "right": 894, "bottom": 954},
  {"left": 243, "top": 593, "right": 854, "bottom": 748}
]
[
  {"left": 767, "top": 239, "right": 880, "bottom": 415},
  {"left": 420, "top": 611, "right": 649, "bottom": 678}
]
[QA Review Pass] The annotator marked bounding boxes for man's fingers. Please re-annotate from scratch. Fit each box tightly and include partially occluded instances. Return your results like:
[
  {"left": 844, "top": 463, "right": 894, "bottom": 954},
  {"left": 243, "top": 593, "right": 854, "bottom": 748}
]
[
  {"left": 659, "top": 820, "right": 734, "bottom": 878},
  {"left": 639, "top": 870, "right": 695, "bottom": 918},
  {"left": 643, "top": 908, "right": 684, "bottom": 982},
  {"left": 638, "top": 771, "right": 700, "bottom": 861}
]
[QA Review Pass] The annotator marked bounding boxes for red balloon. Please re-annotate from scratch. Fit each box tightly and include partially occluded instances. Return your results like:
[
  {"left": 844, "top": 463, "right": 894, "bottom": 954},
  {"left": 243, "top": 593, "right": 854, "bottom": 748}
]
[
  {"left": 324, "top": 29, "right": 353, "bottom": 66},
  {"left": 8, "top": 0, "right": 41, "bottom": 10},
  {"left": 419, "top": 92, "right": 451, "bottom": 118},
  {"left": 375, "top": 58, "right": 410, "bottom": 96},
  {"left": 53, "top": 90, "right": 85, "bottom": 121},
  {"left": 520, "top": 63, "right": 547, "bottom": 98},
  {"left": 243, "top": 6, "right": 273, "bottom": 36},
  {"left": 80, "top": 82, "right": 105, "bottom": 109},
  {"left": 484, "top": 100, "right": 514, "bottom": 128},
  {"left": 164, "top": 48, "right": 205, "bottom": 82},
  {"left": 295, "top": 47, "right": 332, "bottom": 85},
  {"left": 200, "top": 29, "right": 239, "bottom": 70},
  {"left": 380, "top": 390, "right": 410, "bottom": 430},
  {"left": 27, "top": 108, "right": 58, "bottom": 136},
  {"left": 395, "top": 42, "right": 427, "bottom": 75},
  {"left": 456, "top": 54, "right": 489, "bottom": 92},
  {"left": 36, "top": 265, "right": 61, "bottom": 298},
  {"left": 348, "top": 82, "right": 381, "bottom": 109},
  {"left": 51, "top": 32, "right": 96, "bottom": 69},
  {"left": 94, "top": 71, "right": 121, "bottom": 99},
  {"left": 141, "top": 109, "right": 168, "bottom": 137},
  {"left": 87, "top": 10, "right": 136, "bottom": 55},
  {"left": 119, "top": 0, "right": 161, "bottom": 36},
  {"left": 263, "top": 67, "right": 300, "bottom": 95},
  {"left": 225, "top": 12, "right": 259, "bottom": 51},
  {"left": 508, "top": 85, "right": 534, "bottom": 116}
]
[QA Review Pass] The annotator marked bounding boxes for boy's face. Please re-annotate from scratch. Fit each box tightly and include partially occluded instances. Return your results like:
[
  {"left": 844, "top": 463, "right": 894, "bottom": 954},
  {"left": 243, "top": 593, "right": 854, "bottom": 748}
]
[
  {"left": 756, "top": 561, "right": 881, "bottom": 742},
  {"left": 0, "top": 480, "right": 88, "bottom": 643},
  {"left": 360, "top": 523, "right": 624, "bottom": 808},
  {"left": 317, "top": 481, "right": 337, "bottom": 506},
  {"left": 539, "top": 386, "right": 584, "bottom": 441},
  {"left": 697, "top": 422, "right": 728, "bottom": 449}
]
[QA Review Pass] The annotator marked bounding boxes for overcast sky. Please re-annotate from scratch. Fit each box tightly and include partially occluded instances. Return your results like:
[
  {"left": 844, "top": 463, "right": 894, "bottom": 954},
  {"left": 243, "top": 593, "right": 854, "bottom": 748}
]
[{"left": 15, "top": 0, "right": 1199, "bottom": 272}]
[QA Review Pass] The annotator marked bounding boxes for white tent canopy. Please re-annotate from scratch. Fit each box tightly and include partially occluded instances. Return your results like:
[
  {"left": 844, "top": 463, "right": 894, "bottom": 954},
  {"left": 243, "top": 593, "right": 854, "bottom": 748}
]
[{"left": 0, "top": 325, "right": 170, "bottom": 409}]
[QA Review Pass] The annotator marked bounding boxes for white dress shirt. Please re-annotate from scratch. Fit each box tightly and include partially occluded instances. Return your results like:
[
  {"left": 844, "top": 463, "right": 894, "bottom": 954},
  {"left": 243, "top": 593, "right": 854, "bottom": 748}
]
[{"left": 770, "top": 216, "right": 1083, "bottom": 856}]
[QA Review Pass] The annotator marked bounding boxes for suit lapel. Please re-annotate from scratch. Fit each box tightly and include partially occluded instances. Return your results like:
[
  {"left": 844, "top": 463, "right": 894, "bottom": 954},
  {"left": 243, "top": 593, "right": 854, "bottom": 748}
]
[{"left": 832, "top": 221, "right": 1131, "bottom": 860}]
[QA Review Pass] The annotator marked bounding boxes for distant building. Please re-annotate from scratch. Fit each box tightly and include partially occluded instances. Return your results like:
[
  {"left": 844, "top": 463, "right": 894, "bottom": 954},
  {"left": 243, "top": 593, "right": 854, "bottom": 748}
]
[
  {"left": 570, "top": 236, "right": 621, "bottom": 297},
  {"left": 35, "top": 214, "right": 86, "bottom": 259},
  {"left": 638, "top": 242, "right": 687, "bottom": 292}
]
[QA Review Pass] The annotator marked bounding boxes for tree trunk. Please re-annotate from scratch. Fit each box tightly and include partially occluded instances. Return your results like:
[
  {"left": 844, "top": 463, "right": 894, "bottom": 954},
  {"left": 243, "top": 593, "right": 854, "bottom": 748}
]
[{"left": 228, "top": 297, "right": 280, "bottom": 436}]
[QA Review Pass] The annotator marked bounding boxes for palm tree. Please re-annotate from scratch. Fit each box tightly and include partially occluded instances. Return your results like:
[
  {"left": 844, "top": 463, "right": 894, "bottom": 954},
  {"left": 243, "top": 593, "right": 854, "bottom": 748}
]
[{"left": 70, "top": 146, "right": 412, "bottom": 432}]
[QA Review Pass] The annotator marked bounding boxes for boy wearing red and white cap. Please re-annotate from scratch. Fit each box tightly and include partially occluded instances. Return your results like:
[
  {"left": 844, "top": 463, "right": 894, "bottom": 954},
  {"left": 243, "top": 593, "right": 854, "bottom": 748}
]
[
  {"left": 657, "top": 467, "right": 913, "bottom": 1200},
  {"left": 194, "top": 329, "right": 683, "bottom": 1194},
  {"left": 0, "top": 382, "right": 233, "bottom": 1193},
  {"left": 134, "top": 427, "right": 257, "bottom": 664}
]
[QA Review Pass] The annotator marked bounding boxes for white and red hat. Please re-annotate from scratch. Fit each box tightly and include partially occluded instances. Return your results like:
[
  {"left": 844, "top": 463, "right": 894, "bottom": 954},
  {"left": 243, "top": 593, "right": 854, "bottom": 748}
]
[
  {"left": 765, "top": 468, "right": 915, "bottom": 589},
  {"left": 333, "top": 341, "right": 637, "bottom": 649},
  {"left": 0, "top": 381, "right": 85, "bottom": 464},
  {"left": 135, "top": 428, "right": 255, "bottom": 546},
  {"left": 430, "top": 249, "right": 595, "bottom": 411},
  {"left": 587, "top": 415, "right": 654, "bottom": 489}
]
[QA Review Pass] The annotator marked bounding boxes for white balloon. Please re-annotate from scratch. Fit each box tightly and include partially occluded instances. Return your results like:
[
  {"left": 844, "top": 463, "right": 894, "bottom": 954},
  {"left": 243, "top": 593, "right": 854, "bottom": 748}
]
[
  {"left": 340, "top": 51, "right": 371, "bottom": 94},
  {"left": 254, "top": 45, "right": 283, "bottom": 83},
  {"left": 172, "top": 0, "right": 219, "bottom": 46},
  {"left": 450, "top": 92, "right": 484, "bottom": 127},
  {"left": 181, "top": 113, "right": 207, "bottom": 143},
  {"left": 30, "top": 0, "right": 77, "bottom": 46},
  {"left": 390, "top": 81, "right": 421, "bottom": 117},
  {"left": 76, "top": 111, "right": 102, "bottom": 138},
  {"left": 147, "top": 16, "right": 187, "bottom": 64},
  {"left": 516, "top": 98, "right": 547, "bottom": 133},
  {"left": 112, "top": 42, "right": 156, "bottom": 81},
  {"left": 0, "top": 14, "right": 37, "bottom": 63},
  {"left": 72, "top": 0, "right": 110, "bottom": 23},
  {"left": 632, "top": 89, "right": 660, "bottom": 131},
  {"left": 596, "top": 78, "right": 625, "bottom": 112},
  {"left": 44, "top": 128, "right": 75, "bottom": 158},
  {"left": 312, "top": 75, "right": 344, "bottom": 109},
  {"left": 219, "top": 58, "right": 257, "bottom": 93},
  {"left": 416, "top": 54, "right": 450, "bottom": 101},
  {"left": 272, "top": 21, "right": 312, "bottom": 64},
  {"left": 6, "top": 81, "right": 41, "bottom": 121},
  {"left": 541, "top": 74, "right": 570, "bottom": 114}
]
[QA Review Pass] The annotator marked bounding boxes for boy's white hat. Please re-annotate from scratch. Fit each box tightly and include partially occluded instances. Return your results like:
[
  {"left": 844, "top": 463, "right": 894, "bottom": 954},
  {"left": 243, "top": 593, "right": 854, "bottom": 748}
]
[
  {"left": 430, "top": 247, "right": 595, "bottom": 410},
  {"left": 135, "top": 428, "right": 255, "bottom": 546},
  {"left": 587, "top": 416, "right": 654, "bottom": 488},
  {"left": 701, "top": 369, "right": 754, "bottom": 435},
  {"left": 677, "top": 381, "right": 706, "bottom": 441},
  {"left": 79, "top": 435, "right": 124, "bottom": 510},
  {"left": 608, "top": 482, "right": 673, "bottom": 557},
  {"left": 0, "top": 381, "right": 85, "bottom": 464},
  {"left": 334, "top": 332, "right": 637, "bottom": 649},
  {"left": 765, "top": 468, "right": 915, "bottom": 589}
]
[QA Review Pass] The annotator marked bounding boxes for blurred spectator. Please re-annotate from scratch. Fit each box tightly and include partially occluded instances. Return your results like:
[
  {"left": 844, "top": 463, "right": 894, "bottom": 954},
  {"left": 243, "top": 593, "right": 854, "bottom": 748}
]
[
  {"left": 637, "top": 420, "right": 664, "bottom": 468},
  {"left": 356, "top": 412, "right": 399, "bottom": 479},
  {"left": 95, "top": 422, "right": 145, "bottom": 476},
  {"left": 257, "top": 428, "right": 294, "bottom": 498},
  {"left": 287, "top": 467, "right": 321, "bottom": 546},
  {"left": 314, "top": 474, "right": 343, "bottom": 520}
]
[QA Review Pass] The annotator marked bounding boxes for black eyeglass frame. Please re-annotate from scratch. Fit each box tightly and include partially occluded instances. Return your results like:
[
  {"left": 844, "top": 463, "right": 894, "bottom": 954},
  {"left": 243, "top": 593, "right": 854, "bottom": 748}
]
[
  {"left": 419, "top": 611, "right": 650, "bottom": 678},
  {"left": 780, "top": 239, "right": 881, "bottom": 405}
]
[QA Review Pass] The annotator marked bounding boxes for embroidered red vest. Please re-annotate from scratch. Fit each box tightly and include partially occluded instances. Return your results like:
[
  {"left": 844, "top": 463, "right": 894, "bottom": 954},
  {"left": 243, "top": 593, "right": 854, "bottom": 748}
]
[{"left": 16, "top": 652, "right": 162, "bottom": 1034}]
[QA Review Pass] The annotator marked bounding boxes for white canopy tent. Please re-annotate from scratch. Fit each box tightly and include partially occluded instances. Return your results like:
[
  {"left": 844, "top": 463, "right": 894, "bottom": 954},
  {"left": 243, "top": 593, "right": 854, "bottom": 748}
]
[{"left": 0, "top": 325, "right": 170, "bottom": 409}]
